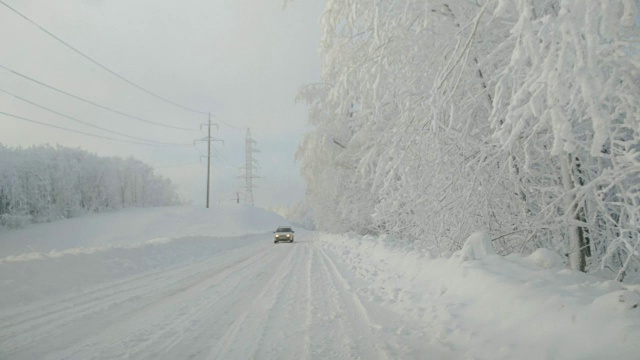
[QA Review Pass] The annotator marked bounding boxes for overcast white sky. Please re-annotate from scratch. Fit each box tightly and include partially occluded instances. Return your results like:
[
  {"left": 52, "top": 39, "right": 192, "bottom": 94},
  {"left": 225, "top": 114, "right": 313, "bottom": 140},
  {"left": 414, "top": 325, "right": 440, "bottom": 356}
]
[{"left": 0, "top": 0, "right": 323, "bottom": 208}]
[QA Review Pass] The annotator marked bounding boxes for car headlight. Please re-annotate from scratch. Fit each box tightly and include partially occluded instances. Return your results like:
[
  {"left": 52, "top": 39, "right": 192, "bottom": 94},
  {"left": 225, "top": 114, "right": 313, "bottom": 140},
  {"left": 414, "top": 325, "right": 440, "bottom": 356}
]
[{"left": 286, "top": 234, "right": 290, "bottom": 237}]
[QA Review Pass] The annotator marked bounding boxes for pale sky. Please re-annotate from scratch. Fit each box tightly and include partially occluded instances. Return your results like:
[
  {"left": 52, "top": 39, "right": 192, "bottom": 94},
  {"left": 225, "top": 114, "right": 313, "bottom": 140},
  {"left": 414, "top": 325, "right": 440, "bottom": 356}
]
[{"left": 0, "top": 0, "right": 323, "bottom": 207}]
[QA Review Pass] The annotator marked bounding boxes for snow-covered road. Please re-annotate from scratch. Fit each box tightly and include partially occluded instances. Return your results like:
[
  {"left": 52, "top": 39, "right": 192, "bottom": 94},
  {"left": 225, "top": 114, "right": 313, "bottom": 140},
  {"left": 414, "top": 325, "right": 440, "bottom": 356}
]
[
  {"left": 2, "top": 206, "right": 639, "bottom": 359},
  {"left": 0, "top": 233, "right": 404, "bottom": 360}
]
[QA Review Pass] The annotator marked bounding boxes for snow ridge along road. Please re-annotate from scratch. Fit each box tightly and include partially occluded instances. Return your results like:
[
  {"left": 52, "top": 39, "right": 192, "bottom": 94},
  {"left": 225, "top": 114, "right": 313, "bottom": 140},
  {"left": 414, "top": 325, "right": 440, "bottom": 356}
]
[{"left": 0, "top": 232, "right": 402, "bottom": 360}]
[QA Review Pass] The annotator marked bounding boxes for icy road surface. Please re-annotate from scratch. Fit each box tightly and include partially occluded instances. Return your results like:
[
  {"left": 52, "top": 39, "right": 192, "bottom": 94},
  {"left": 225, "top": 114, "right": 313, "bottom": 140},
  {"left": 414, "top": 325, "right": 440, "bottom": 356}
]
[{"left": 0, "top": 233, "right": 420, "bottom": 359}]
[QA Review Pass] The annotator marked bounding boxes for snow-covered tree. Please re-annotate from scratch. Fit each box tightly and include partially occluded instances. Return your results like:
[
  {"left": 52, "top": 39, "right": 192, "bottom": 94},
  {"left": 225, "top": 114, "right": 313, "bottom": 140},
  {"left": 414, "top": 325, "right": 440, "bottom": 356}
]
[
  {"left": 0, "top": 145, "right": 180, "bottom": 229},
  {"left": 298, "top": 0, "right": 640, "bottom": 280}
]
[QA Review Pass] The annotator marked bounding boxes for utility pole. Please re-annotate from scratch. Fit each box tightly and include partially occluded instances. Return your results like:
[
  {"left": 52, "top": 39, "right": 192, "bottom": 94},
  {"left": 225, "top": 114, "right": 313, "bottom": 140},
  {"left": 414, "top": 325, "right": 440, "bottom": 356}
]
[
  {"left": 196, "top": 113, "right": 223, "bottom": 208},
  {"left": 206, "top": 114, "right": 212, "bottom": 208}
]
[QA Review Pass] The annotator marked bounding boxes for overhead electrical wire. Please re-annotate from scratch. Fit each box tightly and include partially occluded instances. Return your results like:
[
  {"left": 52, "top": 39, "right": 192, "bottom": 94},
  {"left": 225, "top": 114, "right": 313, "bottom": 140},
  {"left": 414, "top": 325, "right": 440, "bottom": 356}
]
[
  {"left": 194, "top": 143, "right": 235, "bottom": 169},
  {"left": 0, "top": 0, "right": 209, "bottom": 116},
  {"left": 0, "top": 88, "right": 191, "bottom": 146},
  {"left": 0, "top": 110, "right": 192, "bottom": 147},
  {"left": 156, "top": 161, "right": 202, "bottom": 169},
  {"left": 194, "top": 144, "right": 208, "bottom": 158},
  {"left": 211, "top": 114, "right": 242, "bottom": 131},
  {"left": 0, "top": 1, "right": 246, "bottom": 131},
  {"left": 211, "top": 146, "right": 235, "bottom": 168},
  {"left": 0, "top": 64, "right": 198, "bottom": 131}
]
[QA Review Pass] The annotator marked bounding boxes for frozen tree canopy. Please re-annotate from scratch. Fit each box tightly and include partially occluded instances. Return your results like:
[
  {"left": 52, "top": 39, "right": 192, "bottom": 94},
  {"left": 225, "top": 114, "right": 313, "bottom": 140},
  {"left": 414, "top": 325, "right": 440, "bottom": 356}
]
[
  {"left": 0, "top": 145, "right": 180, "bottom": 229},
  {"left": 298, "top": 0, "right": 640, "bottom": 281}
]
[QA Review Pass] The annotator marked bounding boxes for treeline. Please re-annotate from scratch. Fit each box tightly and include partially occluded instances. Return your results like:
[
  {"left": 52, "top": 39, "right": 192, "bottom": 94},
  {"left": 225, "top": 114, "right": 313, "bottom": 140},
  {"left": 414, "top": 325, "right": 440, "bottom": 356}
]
[
  {"left": 298, "top": 1, "right": 640, "bottom": 281},
  {"left": 0, "top": 145, "right": 180, "bottom": 228}
]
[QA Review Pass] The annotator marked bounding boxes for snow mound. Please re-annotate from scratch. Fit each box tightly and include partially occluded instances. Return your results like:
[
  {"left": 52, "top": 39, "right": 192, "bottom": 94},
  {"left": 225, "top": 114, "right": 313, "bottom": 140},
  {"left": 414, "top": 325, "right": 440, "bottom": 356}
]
[
  {"left": 318, "top": 233, "right": 640, "bottom": 359},
  {"left": 0, "top": 205, "right": 288, "bottom": 258},
  {"left": 592, "top": 290, "right": 640, "bottom": 312},
  {"left": 1, "top": 236, "right": 171, "bottom": 264},
  {"left": 527, "top": 248, "right": 565, "bottom": 269},
  {"left": 459, "top": 231, "right": 496, "bottom": 261},
  {"left": 0, "top": 205, "right": 290, "bottom": 308}
]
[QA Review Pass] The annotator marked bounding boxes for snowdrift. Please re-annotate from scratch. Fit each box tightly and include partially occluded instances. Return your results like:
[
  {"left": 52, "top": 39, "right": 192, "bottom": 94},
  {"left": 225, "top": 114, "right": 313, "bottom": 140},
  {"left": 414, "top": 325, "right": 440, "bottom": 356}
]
[
  {"left": 0, "top": 205, "right": 285, "bottom": 257},
  {"left": 0, "top": 205, "right": 288, "bottom": 308},
  {"left": 319, "top": 232, "right": 640, "bottom": 360}
]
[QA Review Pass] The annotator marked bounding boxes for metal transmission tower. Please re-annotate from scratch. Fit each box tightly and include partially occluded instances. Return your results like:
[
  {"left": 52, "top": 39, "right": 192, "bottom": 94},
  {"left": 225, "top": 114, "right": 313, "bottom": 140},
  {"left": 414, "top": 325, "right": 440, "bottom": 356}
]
[{"left": 241, "top": 128, "right": 259, "bottom": 205}]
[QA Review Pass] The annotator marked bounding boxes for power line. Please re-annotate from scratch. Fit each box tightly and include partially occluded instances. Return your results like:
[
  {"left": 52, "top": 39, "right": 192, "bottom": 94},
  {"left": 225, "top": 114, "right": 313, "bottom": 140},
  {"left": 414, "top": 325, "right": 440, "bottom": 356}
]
[
  {"left": 155, "top": 161, "right": 202, "bottom": 169},
  {"left": 218, "top": 119, "right": 241, "bottom": 130},
  {"left": 0, "top": 64, "right": 197, "bottom": 131},
  {"left": 194, "top": 144, "right": 207, "bottom": 158},
  {"left": 0, "top": 0, "right": 209, "bottom": 116},
  {"left": 0, "top": 110, "right": 192, "bottom": 147},
  {"left": 195, "top": 145, "right": 232, "bottom": 169},
  {"left": 0, "top": 88, "right": 191, "bottom": 146},
  {"left": 211, "top": 114, "right": 242, "bottom": 130},
  {"left": 211, "top": 145, "right": 235, "bottom": 168}
]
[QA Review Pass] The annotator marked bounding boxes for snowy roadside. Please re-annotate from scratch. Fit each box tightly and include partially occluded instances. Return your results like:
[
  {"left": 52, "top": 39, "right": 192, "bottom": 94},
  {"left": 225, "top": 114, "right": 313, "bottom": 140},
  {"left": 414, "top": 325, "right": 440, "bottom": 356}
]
[
  {"left": 317, "top": 233, "right": 640, "bottom": 360},
  {"left": 0, "top": 233, "right": 271, "bottom": 309},
  {"left": 0, "top": 205, "right": 289, "bottom": 309},
  {"left": 0, "top": 205, "right": 285, "bottom": 257}
]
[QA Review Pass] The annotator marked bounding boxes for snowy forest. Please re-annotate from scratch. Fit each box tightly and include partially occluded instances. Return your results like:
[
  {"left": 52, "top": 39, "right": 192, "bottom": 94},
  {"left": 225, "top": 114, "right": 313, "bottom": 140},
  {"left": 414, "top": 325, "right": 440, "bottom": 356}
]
[
  {"left": 0, "top": 145, "right": 179, "bottom": 229},
  {"left": 297, "top": 0, "right": 640, "bottom": 280}
]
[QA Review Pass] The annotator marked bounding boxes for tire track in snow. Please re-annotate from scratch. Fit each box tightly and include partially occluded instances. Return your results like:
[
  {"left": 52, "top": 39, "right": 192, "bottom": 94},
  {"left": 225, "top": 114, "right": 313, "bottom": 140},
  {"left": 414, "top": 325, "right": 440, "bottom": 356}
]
[
  {"left": 307, "top": 243, "right": 390, "bottom": 359},
  {"left": 0, "top": 237, "right": 267, "bottom": 331},
  {"left": 305, "top": 244, "right": 350, "bottom": 358},
  {"left": 2, "top": 232, "right": 421, "bottom": 359},
  {"left": 316, "top": 244, "right": 386, "bottom": 336},
  {"left": 55, "top": 245, "right": 284, "bottom": 360},
  {"left": 207, "top": 241, "right": 299, "bottom": 359},
  {"left": 252, "top": 241, "right": 314, "bottom": 359},
  {"left": 0, "top": 239, "right": 273, "bottom": 359},
  {"left": 302, "top": 239, "right": 314, "bottom": 359},
  {"left": 2, "top": 255, "right": 218, "bottom": 335},
  {"left": 133, "top": 244, "right": 299, "bottom": 359},
  {"left": 316, "top": 237, "right": 457, "bottom": 359}
]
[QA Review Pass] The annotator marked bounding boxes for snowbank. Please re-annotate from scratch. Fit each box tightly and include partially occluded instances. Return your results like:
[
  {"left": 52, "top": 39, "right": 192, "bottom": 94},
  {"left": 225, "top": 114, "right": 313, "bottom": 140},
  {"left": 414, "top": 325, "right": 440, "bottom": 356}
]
[
  {"left": 0, "top": 205, "right": 287, "bottom": 257},
  {"left": 0, "top": 234, "right": 272, "bottom": 309},
  {"left": 318, "top": 233, "right": 640, "bottom": 360},
  {"left": 459, "top": 231, "right": 496, "bottom": 261},
  {"left": 0, "top": 205, "right": 288, "bottom": 308}
]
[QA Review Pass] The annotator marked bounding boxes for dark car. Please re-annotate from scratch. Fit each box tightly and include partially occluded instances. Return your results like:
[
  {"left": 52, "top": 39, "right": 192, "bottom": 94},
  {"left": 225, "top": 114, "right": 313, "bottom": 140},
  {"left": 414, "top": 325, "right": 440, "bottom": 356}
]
[{"left": 273, "top": 226, "right": 294, "bottom": 243}]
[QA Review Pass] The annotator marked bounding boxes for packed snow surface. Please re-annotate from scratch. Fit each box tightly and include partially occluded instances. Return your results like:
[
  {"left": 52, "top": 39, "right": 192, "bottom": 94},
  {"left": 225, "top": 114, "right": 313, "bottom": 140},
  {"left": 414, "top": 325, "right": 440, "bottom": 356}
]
[{"left": 1, "top": 206, "right": 639, "bottom": 359}]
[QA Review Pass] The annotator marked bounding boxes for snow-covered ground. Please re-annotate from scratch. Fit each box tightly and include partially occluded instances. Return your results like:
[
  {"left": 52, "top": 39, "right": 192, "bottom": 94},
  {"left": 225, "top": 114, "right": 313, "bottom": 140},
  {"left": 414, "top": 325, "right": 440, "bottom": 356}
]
[
  {"left": 319, "top": 233, "right": 640, "bottom": 359},
  {"left": 0, "top": 205, "right": 284, "bottom": 257},
  {"left": 1, "top": 206, "right": 639, "bottom": 359}
]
